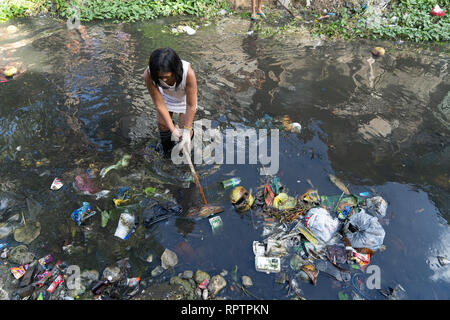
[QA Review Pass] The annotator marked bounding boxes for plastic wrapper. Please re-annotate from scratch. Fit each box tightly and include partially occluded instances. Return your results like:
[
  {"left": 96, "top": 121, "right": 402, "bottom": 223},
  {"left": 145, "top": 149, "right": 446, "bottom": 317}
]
[{"left": 11, "top": 266, "right": 26, "bottom": 279}]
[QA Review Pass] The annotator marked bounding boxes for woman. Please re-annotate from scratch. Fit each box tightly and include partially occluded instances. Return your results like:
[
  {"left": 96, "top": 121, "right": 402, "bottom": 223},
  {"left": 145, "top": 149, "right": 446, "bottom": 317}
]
[{"left": 143, "top": 48, "right": 197, "bottom": 156}]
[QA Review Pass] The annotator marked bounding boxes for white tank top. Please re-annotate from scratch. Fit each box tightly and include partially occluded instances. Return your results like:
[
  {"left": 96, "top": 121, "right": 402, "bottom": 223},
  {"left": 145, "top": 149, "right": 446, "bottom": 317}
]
[{"left": 148, "top": 60, "right": 190, "bottom": 113}]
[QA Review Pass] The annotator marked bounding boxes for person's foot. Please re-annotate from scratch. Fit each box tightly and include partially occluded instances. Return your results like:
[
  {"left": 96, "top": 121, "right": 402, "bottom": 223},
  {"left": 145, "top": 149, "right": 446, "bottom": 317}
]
[
  {"left": 257, "top": 12, "right": 266, "bottom": 19},
  {"left": 251, "top": 13, "right": 258, "bottom": 21}
]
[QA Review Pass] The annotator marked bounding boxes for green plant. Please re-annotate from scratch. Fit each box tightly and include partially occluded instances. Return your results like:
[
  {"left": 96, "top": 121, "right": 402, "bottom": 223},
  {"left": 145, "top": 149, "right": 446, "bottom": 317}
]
[
  {"left": 0, "top": 0, "right": 230, "bottom": 22},
  {"left": 0, "top": 0, "right": 49, "bottom": 22},
  {"left": 371, "top": 0, "right": 449, "bottom": 42}
]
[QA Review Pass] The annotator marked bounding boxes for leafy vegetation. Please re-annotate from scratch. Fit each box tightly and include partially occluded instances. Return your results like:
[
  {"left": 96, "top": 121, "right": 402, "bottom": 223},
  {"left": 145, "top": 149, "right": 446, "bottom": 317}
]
[
  {"left": 371, "top": 0, "right": 449, "bottom": 42},
  {"left": 0, "top": 0, "right": 229, "bottom": 22},
  {"left": 0, "top": 0, "right": 49, "bottom": 22},
  {"left": 310, "top": 0, "right": 449, "bottom": 42}
]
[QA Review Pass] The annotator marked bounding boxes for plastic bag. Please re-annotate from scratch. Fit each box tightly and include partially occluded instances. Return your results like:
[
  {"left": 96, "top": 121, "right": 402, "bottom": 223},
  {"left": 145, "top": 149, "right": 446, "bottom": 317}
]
[
  {"left": 344, "top": 209, "right": 385, "bottom": 250},
  {"left": 305, "top": 208, "right": 340, "bottom": 243},
  {"left": 365, "top": 196, "right": 388, "bottom": 217}
]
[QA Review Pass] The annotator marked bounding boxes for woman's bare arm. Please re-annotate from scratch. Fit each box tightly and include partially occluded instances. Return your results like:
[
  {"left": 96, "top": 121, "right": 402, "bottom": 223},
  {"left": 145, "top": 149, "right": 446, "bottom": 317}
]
[{"left": 183, "top": 65, "right": 198, "bottom": 129}]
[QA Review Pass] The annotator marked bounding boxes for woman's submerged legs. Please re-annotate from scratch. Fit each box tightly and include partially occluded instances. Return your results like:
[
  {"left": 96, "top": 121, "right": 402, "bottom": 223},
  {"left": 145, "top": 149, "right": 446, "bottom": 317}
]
[{"left": 158, "top": 112, "right": 175, "bottom": 155}]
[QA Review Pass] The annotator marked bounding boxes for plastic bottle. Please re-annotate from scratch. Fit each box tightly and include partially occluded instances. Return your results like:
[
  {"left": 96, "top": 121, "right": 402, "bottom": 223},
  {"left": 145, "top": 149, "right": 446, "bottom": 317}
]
[
  {"left": 91, "top": 277, "right": 112, "bottom": 295},
  {"left": 221, "top": 177, "right": 241, "bottom": 189}
]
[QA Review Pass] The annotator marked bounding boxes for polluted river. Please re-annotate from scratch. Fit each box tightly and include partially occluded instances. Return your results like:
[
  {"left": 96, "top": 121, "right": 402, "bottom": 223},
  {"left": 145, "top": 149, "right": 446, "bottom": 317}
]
[{"left": 0, "top": 15, "right": 449, "bottom": 300}]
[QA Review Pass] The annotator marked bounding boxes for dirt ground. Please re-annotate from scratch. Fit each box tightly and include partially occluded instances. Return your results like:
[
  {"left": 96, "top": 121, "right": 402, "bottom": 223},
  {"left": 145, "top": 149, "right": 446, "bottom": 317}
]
[
  {"left": 291, "top": 0, "right": 359, "bottom": 13},
  {"left": 227, "top": 0, "right": 360, "bottom": 14}
]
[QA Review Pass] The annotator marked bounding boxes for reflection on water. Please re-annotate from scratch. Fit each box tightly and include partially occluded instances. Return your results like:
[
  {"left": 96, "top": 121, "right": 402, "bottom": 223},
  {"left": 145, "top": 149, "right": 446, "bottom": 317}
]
[{"left": 0, "top": 16, "right": 449, "bottom": 299}]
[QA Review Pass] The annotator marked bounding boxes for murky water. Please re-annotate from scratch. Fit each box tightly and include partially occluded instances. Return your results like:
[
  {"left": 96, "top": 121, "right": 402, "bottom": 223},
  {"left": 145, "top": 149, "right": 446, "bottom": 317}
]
[{"left": 0, "top": 16, "right": 449, "bottom": 300}]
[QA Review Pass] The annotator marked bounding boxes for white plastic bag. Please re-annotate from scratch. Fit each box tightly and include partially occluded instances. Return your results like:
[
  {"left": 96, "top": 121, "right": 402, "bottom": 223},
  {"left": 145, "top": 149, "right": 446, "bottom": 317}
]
[
  {"left": 305, "top": 208, "right": 340, "bottom": 243},
  {"left": 344, "top": 209, "right": 385, "bottom": 250},
  {"left": 366, "top": 196, "right": 388, "bottom": 217}
]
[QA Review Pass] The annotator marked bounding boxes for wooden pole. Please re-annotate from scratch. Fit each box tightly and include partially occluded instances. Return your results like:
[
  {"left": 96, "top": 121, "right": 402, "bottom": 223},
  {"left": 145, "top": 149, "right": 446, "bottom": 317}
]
[{"left": 183, "top": 146, "right": 208, "bottom": 205}]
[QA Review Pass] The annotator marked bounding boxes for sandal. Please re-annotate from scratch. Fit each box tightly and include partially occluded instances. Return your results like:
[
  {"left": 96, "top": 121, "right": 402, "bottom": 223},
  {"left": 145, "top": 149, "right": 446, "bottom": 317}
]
[
  {"left": 251, "top": 14, "right": 258, "bottom": 21},
  {"left": 257, "top": 12, "right": 266, "bottom": 19}
]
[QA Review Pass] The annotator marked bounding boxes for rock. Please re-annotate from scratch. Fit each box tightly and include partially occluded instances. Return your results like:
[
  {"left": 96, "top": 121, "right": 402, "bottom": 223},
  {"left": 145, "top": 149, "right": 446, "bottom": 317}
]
[
  {"left": 6, "top": 25, "right": 18, "bottom": 34},
  {"left": 80, "top": 270, "right": 99, "bottom": 287},
  {"left": 194, "top": 270, "right": 210, "bottom": 284},
  {"left": 0, "top": 250, "right": 8, "bottom": 259},
  {"left": 132, "top": 282, "right": 185, "bottom": 300},
  {"left": 0, "top": 222, "right": 15, "bottom": 239},
  {"left": 16, "top": 285, "right": 34, "bottom": 298},
  {"left": 0, "top": 287, "right": 9, "bottom": 300},
  {"left": 20, "top": 261, "right": 37, "bottom": 287},
  {"left": 161, "top": 249, "right": 178, "bottom": 269},
  {"left": 146, "top": 254, "right": 153, "bottom": 263},
  {"left": 358, "top": 116, "right": 398, "bottom": 140},
  {"left": 182, "top": 270, "right": 193, "bottom": 280},
  {"left": 220, "top": 269, "right": 228, "bottom": 277},
  {"left": 207, "top": 275, "right": 227, "bottom": 296},
  {"left": 242, "top": 276, "right": 253, "bottom": 287},
  {"left": 67, "top": 283, "right": 86, "bottom": 298},
  {"left": 8, "top": 245, "right": 35, "bottom": 265},
  {"left": 438, "top": 256, "right": 450, "bottom": 267},
  {"left": 102, "top": 265, "right": 121, "bottom": 282},
  {"left": 62, "top": 244, "right": 84, "bottom": 255},
  {"left": 169, "top": 276, "right": 194, "bottom": 296},
  {"left": 14, "top": 221, "right": 41, "bottom": 244},
  {"left": 151, "top": 266, "right": 164, "bottom": 277}
]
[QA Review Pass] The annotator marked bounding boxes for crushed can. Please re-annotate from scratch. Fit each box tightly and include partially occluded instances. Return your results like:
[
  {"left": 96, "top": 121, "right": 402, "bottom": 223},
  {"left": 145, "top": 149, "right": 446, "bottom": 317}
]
[
  {"left": 255, "top": 256, "right": 281, "bottom": 273},
  {"left": 71, "top": 202, "right": 96, "bottom": 225},
  {"left": 47, "top": 275, "right": 63, "bottom": 293},
  {"left": 38, "top": 254, "right": 53, "bottom": 266}
]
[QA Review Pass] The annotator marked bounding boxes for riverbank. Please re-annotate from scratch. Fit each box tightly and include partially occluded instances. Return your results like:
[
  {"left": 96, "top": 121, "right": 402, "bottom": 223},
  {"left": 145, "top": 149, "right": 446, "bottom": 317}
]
[{"left": 1, "top": 0, "right": 448, "bottom": 42}]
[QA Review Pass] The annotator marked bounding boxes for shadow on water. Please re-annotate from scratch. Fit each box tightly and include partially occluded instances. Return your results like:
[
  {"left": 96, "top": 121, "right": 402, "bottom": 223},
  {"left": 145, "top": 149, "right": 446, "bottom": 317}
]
[{"left": 0, "top": 16, "right": 449, "bottom": 299}]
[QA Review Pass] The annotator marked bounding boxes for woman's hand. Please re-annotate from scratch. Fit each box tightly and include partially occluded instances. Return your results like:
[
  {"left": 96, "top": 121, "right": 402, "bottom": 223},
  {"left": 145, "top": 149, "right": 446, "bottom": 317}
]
[
  {"left": 171, "top": 126, "right": 183, "bottom": 142},
  {"left": 179, "top": 128, "right": 192, "bottom": 153}
]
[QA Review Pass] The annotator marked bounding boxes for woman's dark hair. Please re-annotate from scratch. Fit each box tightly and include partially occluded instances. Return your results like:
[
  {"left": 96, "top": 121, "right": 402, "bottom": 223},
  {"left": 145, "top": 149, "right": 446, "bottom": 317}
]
[{"left": 148, "top": 48, "right": 183, "bottom": 89}]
